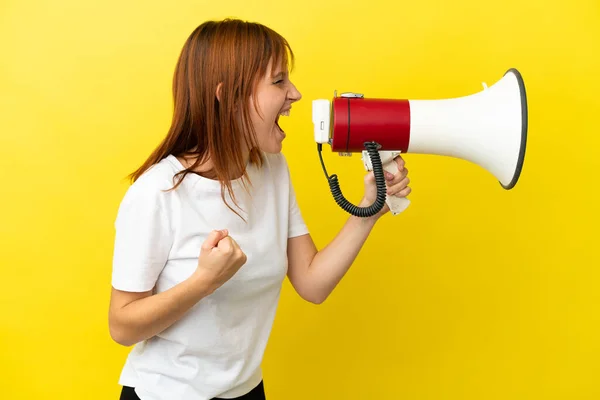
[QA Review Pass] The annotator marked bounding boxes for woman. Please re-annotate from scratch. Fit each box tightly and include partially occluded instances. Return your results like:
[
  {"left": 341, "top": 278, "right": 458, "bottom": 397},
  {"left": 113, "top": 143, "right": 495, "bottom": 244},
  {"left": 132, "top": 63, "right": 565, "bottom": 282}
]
[{"left": 109, "top": 18, "right": 410, "bottom": 400}]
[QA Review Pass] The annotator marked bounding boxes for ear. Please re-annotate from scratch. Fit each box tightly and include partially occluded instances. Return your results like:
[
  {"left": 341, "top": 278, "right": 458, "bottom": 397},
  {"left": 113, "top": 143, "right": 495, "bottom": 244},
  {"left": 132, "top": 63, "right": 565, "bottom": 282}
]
[{"left": 215, "top": 82, "right": 223, "bottom": 102}]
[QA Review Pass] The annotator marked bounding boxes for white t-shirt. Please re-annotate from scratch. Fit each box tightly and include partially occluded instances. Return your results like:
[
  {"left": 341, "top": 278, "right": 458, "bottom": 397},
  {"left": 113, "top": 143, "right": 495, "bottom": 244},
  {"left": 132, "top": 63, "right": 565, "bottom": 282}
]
[{"left": 111, "top": 152, "right": 309, "bottom": 400}]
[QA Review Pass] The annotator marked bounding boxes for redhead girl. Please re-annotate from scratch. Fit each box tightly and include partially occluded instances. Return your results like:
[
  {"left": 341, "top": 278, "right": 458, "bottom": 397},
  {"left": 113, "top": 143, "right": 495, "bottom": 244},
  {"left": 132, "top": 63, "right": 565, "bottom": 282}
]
[{"left": 109, "top": 18, "right": 410, "bottom": 400}]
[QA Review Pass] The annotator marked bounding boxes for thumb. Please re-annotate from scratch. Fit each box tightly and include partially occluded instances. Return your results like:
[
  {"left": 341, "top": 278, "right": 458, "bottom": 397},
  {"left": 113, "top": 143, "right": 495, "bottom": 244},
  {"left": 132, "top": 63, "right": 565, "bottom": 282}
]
[{"left": 201, "top": 229, "right": 228, "bottom": 251}]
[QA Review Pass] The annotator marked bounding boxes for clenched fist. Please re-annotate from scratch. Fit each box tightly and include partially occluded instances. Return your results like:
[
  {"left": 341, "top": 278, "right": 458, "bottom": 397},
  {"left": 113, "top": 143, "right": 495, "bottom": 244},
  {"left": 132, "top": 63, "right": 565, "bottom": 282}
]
[{"left": 193, "top": 229, "right": 247, "bottom": 293}]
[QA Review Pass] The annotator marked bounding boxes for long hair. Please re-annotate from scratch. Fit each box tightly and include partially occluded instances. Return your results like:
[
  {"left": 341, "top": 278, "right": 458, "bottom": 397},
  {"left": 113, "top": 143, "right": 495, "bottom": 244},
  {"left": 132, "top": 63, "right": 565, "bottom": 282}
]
[{"left": 128, "top": 18, "right": 295, "bottom": 217}]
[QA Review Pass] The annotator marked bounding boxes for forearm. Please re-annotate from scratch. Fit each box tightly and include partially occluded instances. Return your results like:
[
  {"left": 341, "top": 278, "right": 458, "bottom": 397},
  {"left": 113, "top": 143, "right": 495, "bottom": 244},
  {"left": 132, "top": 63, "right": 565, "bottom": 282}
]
[
  {"left": 306, "top": 202, "right": 378, "bottom": 303},
  {"left": 110, "top": 274, "right": 214, "bottom": 346}
]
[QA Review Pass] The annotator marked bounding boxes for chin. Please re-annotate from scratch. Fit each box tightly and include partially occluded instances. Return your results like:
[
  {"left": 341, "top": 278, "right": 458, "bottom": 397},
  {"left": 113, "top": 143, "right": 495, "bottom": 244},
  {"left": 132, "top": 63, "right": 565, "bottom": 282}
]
[
  {"left": 261, "top": 142, "right": 283, "bottom": 154},
  {"left": 260, "top": 128, "right": 285, "bottom": 153}
]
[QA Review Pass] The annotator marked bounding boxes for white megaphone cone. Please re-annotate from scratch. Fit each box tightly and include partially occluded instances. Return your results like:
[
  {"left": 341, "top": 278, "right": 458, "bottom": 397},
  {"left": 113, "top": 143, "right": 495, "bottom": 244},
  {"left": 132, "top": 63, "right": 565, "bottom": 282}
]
[{"left": 312, "top": 68, "right": 528, "bottom": 218}]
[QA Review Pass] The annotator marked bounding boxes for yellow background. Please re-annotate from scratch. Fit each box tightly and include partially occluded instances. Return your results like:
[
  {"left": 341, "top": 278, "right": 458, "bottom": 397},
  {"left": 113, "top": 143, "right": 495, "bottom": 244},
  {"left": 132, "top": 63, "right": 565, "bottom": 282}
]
[{"left": 1, "top": 0, "right": 599, "bottom": 399}]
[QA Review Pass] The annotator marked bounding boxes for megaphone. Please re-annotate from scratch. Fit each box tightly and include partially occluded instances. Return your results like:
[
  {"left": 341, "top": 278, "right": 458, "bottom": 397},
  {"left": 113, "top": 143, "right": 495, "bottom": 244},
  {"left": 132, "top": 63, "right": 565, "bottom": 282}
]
[{"left": 312, "top": 68, "right": 528, "bottom": 218}]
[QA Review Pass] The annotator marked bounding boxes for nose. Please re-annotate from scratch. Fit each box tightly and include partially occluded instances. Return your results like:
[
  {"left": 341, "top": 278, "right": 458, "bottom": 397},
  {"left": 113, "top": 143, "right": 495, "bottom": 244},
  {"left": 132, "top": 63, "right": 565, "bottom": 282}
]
[{"left": 288, "top": 82, "right": 302, "bottom": 102}]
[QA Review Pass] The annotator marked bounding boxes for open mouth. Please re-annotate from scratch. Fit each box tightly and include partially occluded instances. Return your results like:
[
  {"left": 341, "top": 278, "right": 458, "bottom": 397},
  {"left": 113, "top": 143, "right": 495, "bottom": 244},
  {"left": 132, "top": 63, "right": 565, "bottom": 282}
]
[{"left": 275, "top": 108, "right": 291, "bottom": 132}]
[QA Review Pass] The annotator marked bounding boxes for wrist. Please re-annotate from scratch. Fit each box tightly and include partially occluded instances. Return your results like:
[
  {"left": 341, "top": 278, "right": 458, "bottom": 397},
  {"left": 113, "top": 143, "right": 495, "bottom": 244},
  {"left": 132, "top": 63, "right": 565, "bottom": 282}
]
[
  {"left": 354, "top": 197, "right": 381, "bottom": 225},
  {"left": 188, "top": 270, "right": 218, "bottom": 298}
]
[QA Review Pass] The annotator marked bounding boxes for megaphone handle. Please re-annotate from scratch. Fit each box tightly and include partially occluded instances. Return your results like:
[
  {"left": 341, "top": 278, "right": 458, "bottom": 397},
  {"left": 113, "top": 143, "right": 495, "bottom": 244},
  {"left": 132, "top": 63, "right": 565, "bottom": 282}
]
[
  {"left": 381, "top": 157, "right": 411, "bottom": 215},
  {"left": 363, "top": 150, "right": 411, "bottom": 215}
]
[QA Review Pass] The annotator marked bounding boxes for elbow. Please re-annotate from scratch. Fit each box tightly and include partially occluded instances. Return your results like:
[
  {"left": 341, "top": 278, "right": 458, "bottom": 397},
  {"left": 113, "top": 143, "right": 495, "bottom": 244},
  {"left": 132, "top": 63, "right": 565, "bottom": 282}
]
[
  {"left": 109, "top": 327, "right": 133, "bottom": 347},
  {"left": 289, "top": 278, "right": 330, "bottom": 304},
  {"left": 110, "top": 331, "right": 136, "bottom": 347},
  {"left": 304, "top": 291, "right": 329, "bottom": 305},
  {"left": 109, "top": 319, "right": 136, "bottom": 347}
]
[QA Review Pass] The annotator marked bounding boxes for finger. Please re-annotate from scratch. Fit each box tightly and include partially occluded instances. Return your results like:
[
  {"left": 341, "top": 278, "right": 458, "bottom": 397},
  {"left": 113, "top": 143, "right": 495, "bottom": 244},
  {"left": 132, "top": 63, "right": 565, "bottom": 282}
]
[
  {"left": 228, "top": 236, "right": 241, "bottom": 250},
  {"left": 386, "top": 168, "right": 408, "bottom": 186},
  {"left": 217, "top": 236, "right": 234, "bottom": 253},
  {"left": 387, "top": 176, "right": 410, "bottom": 195},
  {"left": 394, "top": 186, "right": 412, "bottom": 198},
  {"left": 394, "top": 155, "right": 405, "bottom": 170},
  {"left": 202, "top": 229, "right": 228, "bottom": 251}
]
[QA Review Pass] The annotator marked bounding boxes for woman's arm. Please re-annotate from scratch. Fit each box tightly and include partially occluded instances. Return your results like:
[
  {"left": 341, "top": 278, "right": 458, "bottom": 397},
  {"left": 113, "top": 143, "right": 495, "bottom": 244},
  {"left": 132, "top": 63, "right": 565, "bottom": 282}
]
[
  {"left": 286, "top": 156, "right": 410, "bottom": 304},
  {"left": 109, "top": 230, "right": 247, "bottom": 346},
  {"left": 108, "top": 274, "right": 214, "bottom": 346},
  {"left": 286, "top": 205, "right": 377, "bottom": 304}
]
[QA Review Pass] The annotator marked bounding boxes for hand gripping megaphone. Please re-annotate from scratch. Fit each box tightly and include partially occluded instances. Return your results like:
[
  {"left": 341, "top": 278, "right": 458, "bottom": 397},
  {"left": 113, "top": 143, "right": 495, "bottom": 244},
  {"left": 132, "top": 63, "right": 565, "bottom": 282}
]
[{"left": 312, "top": 68, "right": 528, "bottom": 218}]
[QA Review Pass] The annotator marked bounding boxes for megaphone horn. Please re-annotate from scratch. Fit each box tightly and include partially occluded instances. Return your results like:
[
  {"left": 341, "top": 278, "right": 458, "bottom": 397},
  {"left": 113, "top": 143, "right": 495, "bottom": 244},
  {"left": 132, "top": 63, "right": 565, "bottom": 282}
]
[{"left": 312, "top": 68, "right": 528, "bottom": 218}]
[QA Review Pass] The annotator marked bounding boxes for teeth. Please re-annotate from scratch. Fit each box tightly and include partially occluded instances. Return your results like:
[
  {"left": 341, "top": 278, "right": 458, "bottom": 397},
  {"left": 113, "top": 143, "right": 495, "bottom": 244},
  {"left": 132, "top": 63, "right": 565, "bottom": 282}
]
[{"left": 279, "top": 110, "right": 290, "bottom": 117}]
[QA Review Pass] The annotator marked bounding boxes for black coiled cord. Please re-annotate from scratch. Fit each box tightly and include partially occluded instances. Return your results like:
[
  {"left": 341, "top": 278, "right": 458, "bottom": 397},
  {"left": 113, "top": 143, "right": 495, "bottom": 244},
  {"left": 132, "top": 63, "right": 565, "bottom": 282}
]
[{"left": 317, "top": 141, "right": 387, "bottom": 217}]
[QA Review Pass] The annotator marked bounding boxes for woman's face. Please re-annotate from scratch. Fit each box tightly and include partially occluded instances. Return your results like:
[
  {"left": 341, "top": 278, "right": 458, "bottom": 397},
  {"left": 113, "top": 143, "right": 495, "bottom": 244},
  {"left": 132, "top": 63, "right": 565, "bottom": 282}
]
[{"left": 248, "top": 59, "right": 302, "bottom": 154}]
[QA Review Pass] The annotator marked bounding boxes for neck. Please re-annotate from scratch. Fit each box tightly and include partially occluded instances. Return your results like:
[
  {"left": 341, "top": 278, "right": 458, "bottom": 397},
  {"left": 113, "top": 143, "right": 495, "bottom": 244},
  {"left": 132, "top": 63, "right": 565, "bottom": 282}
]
[{"left": 178, "top": 146, "right": 251, "bottom": 181}]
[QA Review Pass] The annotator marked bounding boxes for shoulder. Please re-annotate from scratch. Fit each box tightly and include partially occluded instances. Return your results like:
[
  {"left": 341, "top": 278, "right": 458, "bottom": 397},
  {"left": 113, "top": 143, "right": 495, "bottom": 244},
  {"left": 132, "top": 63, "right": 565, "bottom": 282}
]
[
  {"left": 132, "top": 157, "right": 179, "bottom": 191},
  {"left": 117, "top": 157, "right": 180, "bottom": 218}
]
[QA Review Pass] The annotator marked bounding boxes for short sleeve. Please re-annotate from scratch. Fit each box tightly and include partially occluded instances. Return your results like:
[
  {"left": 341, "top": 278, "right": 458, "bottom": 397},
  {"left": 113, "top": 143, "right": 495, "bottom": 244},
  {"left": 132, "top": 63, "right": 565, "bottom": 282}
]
[
  {"left": 111, "top": 183, "right": 173, "bottom": 292},
  {"left": 283, "top": 158, "right": 309, "bottom": 239}
]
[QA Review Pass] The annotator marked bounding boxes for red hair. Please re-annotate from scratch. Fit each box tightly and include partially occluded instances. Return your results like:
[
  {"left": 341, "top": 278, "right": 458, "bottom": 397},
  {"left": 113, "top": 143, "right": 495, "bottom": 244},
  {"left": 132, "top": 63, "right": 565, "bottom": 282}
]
[{"left": 129, "top": 18, "right": 295, "bottom": 216}]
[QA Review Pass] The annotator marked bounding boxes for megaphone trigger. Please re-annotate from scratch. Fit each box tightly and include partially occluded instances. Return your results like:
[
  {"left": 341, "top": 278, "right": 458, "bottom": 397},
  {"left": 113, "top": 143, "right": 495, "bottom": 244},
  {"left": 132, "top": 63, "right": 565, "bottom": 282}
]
[{"left": 362, "top": 150, "right": 411, "bottom": 215}]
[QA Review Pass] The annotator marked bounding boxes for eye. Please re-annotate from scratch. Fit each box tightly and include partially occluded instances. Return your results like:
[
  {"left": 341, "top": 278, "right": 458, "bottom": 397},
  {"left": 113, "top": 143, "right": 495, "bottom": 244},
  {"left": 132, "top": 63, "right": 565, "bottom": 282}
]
[{"left": 273, "top": 79, "right": 284, "bottom": 84}]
